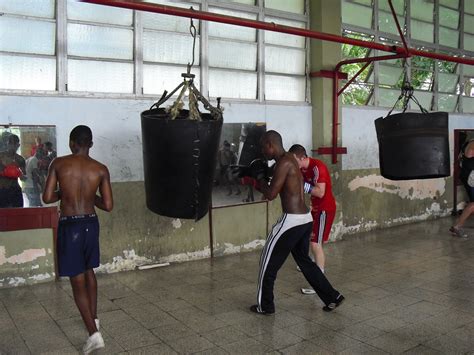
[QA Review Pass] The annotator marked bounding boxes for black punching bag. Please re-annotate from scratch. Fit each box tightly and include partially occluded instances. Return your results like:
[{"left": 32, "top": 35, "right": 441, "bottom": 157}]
[
  {"left": 374, "top": 111, "right": 450, "bottom": 180},
  {"left": 141, "top": 108, "right": 222, "bottom": 220}
]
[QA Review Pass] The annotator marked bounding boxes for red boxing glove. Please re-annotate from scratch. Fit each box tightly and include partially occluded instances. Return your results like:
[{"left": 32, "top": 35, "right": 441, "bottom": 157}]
[{"left": 1, "top": 164, "right": 23, "bottom": 179}]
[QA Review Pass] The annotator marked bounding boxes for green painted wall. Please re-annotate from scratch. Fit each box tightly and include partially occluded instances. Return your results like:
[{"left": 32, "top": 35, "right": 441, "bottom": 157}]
[{"left": 0, "top": 229, "right": 55, "bottom": 288}]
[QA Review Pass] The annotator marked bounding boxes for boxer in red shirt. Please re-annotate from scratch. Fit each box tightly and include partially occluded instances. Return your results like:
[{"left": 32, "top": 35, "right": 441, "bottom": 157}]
[{"left": 289, "top": 145, "right": 336, "bottom": 293}]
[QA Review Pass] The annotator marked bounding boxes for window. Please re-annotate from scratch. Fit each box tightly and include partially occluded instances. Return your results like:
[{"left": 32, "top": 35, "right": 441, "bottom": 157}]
[
  {"left": 342, "top": 0, "right": 474, "bottom": 113},
  {"left": 0, "top": 0, "right": 309, "bottom": 103},
  {"left": 0, "top": 0, "right": 56, "bottom": 91}
]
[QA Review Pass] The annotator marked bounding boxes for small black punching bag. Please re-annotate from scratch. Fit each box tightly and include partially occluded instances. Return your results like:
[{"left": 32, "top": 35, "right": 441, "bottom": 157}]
[
  {"left": 375, "top": 111, "right": 450, "bottom": 180},
  {"left": 141, "top": 79, "right": 223, "bottom": 220}
]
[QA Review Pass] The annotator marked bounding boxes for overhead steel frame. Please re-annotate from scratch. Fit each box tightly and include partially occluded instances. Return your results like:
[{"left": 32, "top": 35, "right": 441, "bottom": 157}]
[{"left": 81, "top": 0, "right": 474, "bottom": 163}]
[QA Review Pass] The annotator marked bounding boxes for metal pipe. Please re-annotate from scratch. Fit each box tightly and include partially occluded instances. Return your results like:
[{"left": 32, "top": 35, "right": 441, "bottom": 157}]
[
  {"left": 80, "top": 0, "right": 474, "bottom": 66},
  {"left": 388, "top": 0, "right": 409, "bottom": 54}
]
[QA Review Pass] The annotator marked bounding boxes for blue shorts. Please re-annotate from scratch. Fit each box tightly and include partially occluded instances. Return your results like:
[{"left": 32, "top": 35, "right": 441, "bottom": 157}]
[{"left": 57, "top": 214, "right": 100, "bottom": 277}]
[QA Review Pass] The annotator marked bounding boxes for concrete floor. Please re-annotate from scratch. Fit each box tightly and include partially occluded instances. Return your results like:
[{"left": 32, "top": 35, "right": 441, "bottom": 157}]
[{"left": 1, "top": 216, "right": 474, "bottom": 354}]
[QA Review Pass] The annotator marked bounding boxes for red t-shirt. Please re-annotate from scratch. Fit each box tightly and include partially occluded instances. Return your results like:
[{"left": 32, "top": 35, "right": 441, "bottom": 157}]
[{"left": 302, "top": 158, "right": 336, "bottom": 212}]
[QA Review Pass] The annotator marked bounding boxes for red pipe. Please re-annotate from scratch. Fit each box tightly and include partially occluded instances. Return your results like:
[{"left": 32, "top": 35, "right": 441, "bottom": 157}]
[{"left": 81, "top": 0, "right": 474, "bottom": 67}]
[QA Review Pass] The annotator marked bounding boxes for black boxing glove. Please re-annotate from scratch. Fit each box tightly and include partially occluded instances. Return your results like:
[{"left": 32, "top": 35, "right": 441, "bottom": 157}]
[
  {"left": 229, "top": 165, "right": 252, "bottom": 178},
  {"left": 249, "top": 159, "right": 270, "bottom": 181}
]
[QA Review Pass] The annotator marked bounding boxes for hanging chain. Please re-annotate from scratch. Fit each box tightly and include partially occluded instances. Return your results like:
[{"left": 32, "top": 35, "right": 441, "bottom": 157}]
[{"left": 187, "top": 13, "right": 197, "bottom": 75}]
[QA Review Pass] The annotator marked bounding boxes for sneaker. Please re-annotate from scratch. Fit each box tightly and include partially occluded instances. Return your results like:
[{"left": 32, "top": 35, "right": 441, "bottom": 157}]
[
  {"left": 83, "top": 332, "right": 105, "bottom": 354},
  {"left": 94, "top": 318, "right": 100, "bottom": 331},
  {"left": 249, "top": 304, "right": 274, "bottom": 315},
  {"left": 449, "top": 226, "right": 468, "bottom": 238},
  {"left": 296, "top": 265, "right": 302, "bottom": 272},
  {"left": 301, "top": 287, "right": 316, "bottom": 295},
  {"left": 322, "top": 294, "right": 345, "bottom": 312}
]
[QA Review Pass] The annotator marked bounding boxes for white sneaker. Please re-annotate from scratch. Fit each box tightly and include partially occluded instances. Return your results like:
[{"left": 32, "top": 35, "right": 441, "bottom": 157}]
[
  {"left": 83, "top": 332, "right": 104, "bottom": 354},
  {"left": 95, "top": 318, "right": 100, "bottom": 331},
  {"left": 301, "top": 287, "right": 316, "bottom": 295},
  {"left": 296, "top": 265, "right": 302, "bottom": 272}
]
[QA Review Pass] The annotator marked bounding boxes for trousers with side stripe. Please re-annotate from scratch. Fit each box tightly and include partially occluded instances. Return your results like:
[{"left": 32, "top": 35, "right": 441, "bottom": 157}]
[{"left": 256, "top": 213, "right": 340, "bottom": 313}]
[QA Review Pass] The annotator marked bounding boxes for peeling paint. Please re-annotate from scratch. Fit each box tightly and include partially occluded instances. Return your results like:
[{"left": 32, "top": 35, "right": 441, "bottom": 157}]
[
  {"left": 31, "top": 264, "right": 39, "bottom": 270},
  {"left": 171, "top": 219, "right": 182, "bottom": 229},
  {"left": 29, "top": 273, "right": 52, "bottom": 281},
  {"left": 215, "top": 239, "right": 266, "bottom": 255},
  {"left": 95, "top": 249, "right": 154, "bottom": 273},
  {"left": 0, "top": 247, "right": 47, "bottom": 265},
  {"left": 348, "top": 174, "right": 446, "bottom": 200},
  {"left": 158, "top": 247, "right": 211, "bottom": 263},
  {"left": 343, "top": 202, "right": 450, "bottom": 235}
]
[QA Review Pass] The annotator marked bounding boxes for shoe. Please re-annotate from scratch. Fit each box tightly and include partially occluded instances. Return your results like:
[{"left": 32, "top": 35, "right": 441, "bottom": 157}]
[
  {"left": 249, "top": 304, "right": 274, "bottom": 315},
  {"left": 296, "top": 265, "right": 302, "bottom": 272},
  {"left": 449, "top": 226, "right": 468, "bottom": 238},
  {"left": 83, "top": 332, "right": 105, "bottom": 354},
  {"left": 94, "top": 318, "right": 99, "bottom": 331},
  {"left": 301, "top": 287, "right": 316, "bottom": 295},
  {"left": 323, "top": 294, "right": 345, "bottom": 312}
]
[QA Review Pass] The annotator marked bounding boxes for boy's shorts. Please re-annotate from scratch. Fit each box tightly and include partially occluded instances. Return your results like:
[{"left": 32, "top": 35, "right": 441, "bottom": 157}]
[
  {"left": 310, "top": 210, "right": 336, "bottom": 244},
  {"left": 57, "top": 214, "right": 100, "bottom": 277}
]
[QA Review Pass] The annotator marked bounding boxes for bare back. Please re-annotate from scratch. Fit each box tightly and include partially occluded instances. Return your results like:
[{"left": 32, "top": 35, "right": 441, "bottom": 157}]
[
  {"left": 267, "top": 153, "right": 308, "bottom": 214},
  {"left": 44, "top": 154, "right": 112, "bottom": 216}
]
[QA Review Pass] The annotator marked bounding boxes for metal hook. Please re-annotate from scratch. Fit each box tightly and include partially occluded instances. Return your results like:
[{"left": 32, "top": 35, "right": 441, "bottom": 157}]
[{"left": 186, "top": 9, "right": 198, "bottom": 75}]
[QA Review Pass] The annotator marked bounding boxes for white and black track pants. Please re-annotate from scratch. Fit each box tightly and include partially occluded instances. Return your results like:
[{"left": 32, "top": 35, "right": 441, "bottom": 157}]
[{"left": 256, "top": 212, "right": 340, "bottom": 313}]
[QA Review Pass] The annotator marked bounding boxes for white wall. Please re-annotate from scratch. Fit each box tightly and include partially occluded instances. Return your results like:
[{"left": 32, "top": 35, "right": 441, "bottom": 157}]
[
  {"left": 342, "top": 106, "right": 474, "bottom": 171},
  {"left": 0, "top": 95, "right": 312, "bottom": 182}
]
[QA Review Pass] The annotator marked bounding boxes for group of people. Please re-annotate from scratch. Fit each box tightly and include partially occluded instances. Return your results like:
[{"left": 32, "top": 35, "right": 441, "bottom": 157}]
[{"left": 0, "top": 135, "right": 56, "bottom": 208}]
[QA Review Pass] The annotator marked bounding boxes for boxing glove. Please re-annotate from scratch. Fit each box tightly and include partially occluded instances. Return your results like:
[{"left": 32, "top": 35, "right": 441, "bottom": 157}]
[
  {"left": 303, "top": 182, "right": 313, "bottom": 194},
  {"left": 249, "top": 159, "right": 270, "bottom": 181},
  {"left": 229, "top": 165, "right": 252, "bottom": 178},
  {"left": 0, "top": 164, "right": 23, "bottom": 179}
]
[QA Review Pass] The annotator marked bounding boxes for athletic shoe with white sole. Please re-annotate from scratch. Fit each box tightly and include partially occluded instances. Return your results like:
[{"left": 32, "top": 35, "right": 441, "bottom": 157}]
[
  {"left": 322, "top": 294, "right": 345, "bottom": 312},
  {"left": 301, "top": 287, "right": 316, "bottom": 295},
  {"left": 95, "top": 318, "right": 99, "bottom": 331},
  {"left": 83, "top": 331, "right": 104, "bottom": 354},
  {"left": 449, "top": 226, "right": 468, "bottom": 238}
]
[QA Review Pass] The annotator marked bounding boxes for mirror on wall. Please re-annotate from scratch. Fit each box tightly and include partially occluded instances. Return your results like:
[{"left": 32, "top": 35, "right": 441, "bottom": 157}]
[
  {"left": 212, "top": 122, "right": 266, "bottom": 207},
  {"left": 0, "top": 125, "right": 57, "bottom": 208}
]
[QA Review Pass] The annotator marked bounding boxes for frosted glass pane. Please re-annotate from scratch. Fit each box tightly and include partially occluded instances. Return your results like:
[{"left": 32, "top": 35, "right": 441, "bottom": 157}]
[
  {"left": 440, "top": 27, "right": 459, "bottom": 47},
  {"left": 438, "top": 94, "right": 457, "bottom": 111},
  {"left": 411, "top": 0, "right": 434, "bottom": 21},
  {"left": 265, "top": 75, "right": 305, "bottom": 101},
  {"left": 265, "top": 0, "right": 304, "bottom": 14},
  {"left": 68, "top": 60, "right": 133, "bottom": 93},
  {"left": 142, "top": 1, "right": 199, "bottom": 33},
  {"left": 143, "top": 64, "right": 201, "bottom": 95},
  {"left": 342, "top": 1, "right": 373, "bottom": 28},
  {"left": 411, "top": 20, "right": 434, "bottom": 42},
  {"left": 68, "top": 24, "right": 133, "bottom": 60},
  {"left": 463, "top": 97, "right": 474, "bottom": 113},
  {"left": 143, "top": 31, "right": 200, "bottom": 65},
  {"left": 465, "top": 14, "right": 474, "bottom": 34},
  {"left": 379, "top": 88, "right": 401, "bottom": 107},
  {"left": 265, "top": 17, "right": 306, "bottom": 48},
  {"left": 440, "top": 0, "right": 459, "bottom": 8},
  {"left": 214, "top": 0, "right": 255, "bottom": 5},
  {"left": 379, "top": 0, "right": 404, "bottom": 13},
  {"left": 209, "top": 8, "right": 256, "bottom": 42},
  {"left": 466, "top": 2, "right": 474, "bottom": 14},
  {"left": 414, "top": 91, "right": 433, "bottom": 109},
  {"left": 378, "top": 11, "right": 406, "bottom": 34},
  {"left": 440, "top": 7, "right": 459, "bottom": 28},
  {"left": 67, "top": 0, "right": 133, "bottom": 25},
  {"left": 265, "top": 46, "right": 305, "bottom": 75},
  {"left": 0, "top": 17, "right": 55, "bottom": 55},
  {"left": 209, "top": 40, "right": 256, "bottom": 70},
  {"left": 0, "top": 55, "right": 55, "bottom": 90},
  {"left": 439, "top": 73, "right": 458, "bottom": 92},
  {"left": 465, "top": 33, "right": 474, "bottom": 52},
  {"left": 0, "top": 0, "right": 54, "bottom": 18},
  {"left": 379, "top": 64, "right": 403, "bottom": 86},
  {"left": 464, "top": 65, "right": 474, "bottom": 77},
  {"left": 209, "top": 69, "right": 257, "bottom": 99}
]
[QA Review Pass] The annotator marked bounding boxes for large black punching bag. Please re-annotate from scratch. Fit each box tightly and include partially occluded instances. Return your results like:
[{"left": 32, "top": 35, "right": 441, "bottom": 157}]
[
  {"left": 374, "top": 111, "right": 450, "bottom": 180},
  {"left": 141, "top": 108, "right": 222, "bottom": 220}
]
